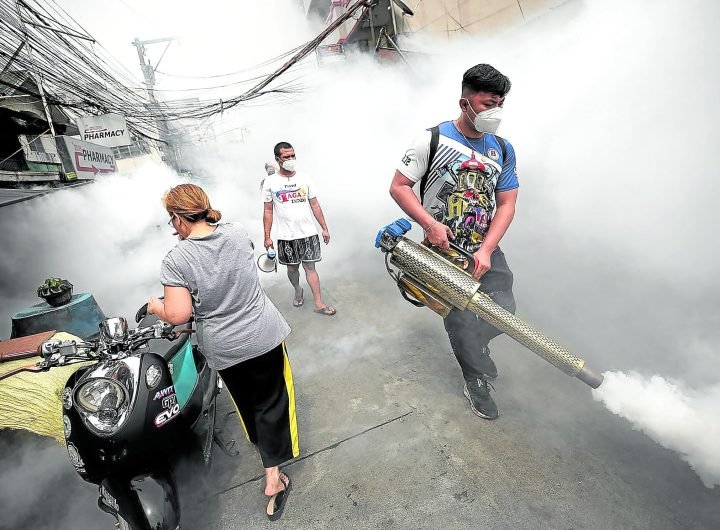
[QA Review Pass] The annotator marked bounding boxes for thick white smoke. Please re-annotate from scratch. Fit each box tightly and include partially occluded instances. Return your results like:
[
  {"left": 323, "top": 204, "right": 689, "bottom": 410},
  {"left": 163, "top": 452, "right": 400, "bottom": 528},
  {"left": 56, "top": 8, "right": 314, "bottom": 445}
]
[
  {"left": 593, "top": 371, "right": 720, "bottom": 488},
  {"left": 0, "top": 162, "right": 179, "bottom": 332},
  {"left": 1, "top": 0, "right": 719, "bottom": 500}
]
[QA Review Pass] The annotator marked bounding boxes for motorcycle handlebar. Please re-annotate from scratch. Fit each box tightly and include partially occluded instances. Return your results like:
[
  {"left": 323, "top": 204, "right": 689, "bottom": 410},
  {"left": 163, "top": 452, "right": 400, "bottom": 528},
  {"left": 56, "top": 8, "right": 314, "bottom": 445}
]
[
  {"left": 135, "top": 303, "right": 149, "bottom": 324},
  {"left": 15, "top": 319, "right": 192, "bottom": 380},
  {"left": 131, "top": 321, "right": 175, "bottom": 342},
  {"left": 134, "top": 298, "right": 194, "bottom": 325},
  {"left": 40, "top": 338, "right": 95, "bottom": 357},
  {"left": 40, "top": 321, "right": 176, "bottom": 360}
]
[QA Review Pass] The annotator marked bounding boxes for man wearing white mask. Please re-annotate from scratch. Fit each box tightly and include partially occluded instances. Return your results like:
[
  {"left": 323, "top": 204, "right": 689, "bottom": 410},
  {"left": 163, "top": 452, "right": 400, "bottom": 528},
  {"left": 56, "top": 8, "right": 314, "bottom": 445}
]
[
  {"left": 264, "top": 142, "right": 336, "bottom": 316},
  {"left": 389, "top": 64, "right": 518, "bottom": 420}
]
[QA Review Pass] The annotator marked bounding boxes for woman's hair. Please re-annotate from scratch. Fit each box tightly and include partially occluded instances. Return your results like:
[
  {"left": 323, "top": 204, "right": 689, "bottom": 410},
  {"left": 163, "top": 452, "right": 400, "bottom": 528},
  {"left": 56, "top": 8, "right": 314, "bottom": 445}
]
[{"left": 162, "top": 183, "right": 222, "bottom": 223}]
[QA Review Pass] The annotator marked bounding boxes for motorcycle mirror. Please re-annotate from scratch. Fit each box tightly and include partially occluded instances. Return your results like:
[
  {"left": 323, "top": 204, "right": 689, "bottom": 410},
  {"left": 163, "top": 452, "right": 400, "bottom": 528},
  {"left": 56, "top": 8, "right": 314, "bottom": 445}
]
[{"left": 135, "top": 303, "right": 148, "bottom": 323}]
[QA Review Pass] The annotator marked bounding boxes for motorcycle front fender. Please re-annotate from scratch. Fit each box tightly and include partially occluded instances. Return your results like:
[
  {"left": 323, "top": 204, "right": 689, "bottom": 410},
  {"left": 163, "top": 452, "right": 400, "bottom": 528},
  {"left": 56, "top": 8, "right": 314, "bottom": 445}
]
[{"left": 99, "top": 469, "right": 180, "bottom": 530}]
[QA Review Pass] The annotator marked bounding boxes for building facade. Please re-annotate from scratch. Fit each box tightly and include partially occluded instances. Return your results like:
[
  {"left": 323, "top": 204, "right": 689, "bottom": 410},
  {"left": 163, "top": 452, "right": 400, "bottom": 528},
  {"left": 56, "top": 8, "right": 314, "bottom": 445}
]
[{"left": 305, "top": 0, "right": 570, "bottom": 55}]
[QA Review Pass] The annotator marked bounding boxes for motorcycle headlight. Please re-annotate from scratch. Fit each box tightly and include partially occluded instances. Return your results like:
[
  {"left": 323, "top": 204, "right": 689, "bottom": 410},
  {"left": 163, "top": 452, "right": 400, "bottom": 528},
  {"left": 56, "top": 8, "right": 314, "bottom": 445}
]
[
  {"left": 75, "top": 378, "right": 130, "bottom": 433},
  {"left": 74, "top": 357, "right": 140, "bottom": 437}
]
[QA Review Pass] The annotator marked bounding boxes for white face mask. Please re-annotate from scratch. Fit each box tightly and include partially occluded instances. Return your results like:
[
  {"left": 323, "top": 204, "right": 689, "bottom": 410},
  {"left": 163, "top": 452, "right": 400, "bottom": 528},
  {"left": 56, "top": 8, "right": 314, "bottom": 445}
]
[
  {"left": 464, "top": 101, "right": 503, "bottom": 134},
  {"left": 280, "top": 159, "right": 296, "bottom": 172}
]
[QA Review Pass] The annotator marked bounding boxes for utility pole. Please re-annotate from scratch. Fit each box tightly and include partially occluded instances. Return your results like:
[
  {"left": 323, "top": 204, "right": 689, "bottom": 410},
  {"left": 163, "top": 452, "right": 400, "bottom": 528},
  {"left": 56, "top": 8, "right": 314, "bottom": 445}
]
[
  {"left": 14, "top": 0, "right": 56, "bottom": 137},
  {"left": 132, "top": 37, "right": 177, "bottom": 170}
]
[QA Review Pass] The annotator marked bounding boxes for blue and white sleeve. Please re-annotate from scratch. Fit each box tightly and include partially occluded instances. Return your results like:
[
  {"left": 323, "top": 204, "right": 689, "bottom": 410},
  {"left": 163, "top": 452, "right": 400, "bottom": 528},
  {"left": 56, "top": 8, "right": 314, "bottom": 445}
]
[{"left": 496, "top": 140, "right": 519, "bottom": 192}]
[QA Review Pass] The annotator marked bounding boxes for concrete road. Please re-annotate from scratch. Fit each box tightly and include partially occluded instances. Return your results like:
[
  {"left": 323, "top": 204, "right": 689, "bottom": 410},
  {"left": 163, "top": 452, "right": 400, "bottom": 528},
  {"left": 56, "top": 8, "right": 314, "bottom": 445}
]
[{"left": 2, "top": 272, "right": 719, "bottom": 529}]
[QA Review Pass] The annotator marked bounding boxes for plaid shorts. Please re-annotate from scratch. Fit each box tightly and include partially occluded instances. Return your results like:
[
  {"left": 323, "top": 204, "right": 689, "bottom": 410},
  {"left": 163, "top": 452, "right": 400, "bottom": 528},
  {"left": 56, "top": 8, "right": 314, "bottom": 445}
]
[{"left": 277, "top": 235, "right": 322, "bottom": 265}]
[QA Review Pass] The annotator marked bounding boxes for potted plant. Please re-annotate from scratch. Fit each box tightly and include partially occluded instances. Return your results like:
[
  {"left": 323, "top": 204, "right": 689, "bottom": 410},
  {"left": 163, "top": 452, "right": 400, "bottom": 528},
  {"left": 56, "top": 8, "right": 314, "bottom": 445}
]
[{"left": 37, "top": 278, "right": 74, "bottom": 307}]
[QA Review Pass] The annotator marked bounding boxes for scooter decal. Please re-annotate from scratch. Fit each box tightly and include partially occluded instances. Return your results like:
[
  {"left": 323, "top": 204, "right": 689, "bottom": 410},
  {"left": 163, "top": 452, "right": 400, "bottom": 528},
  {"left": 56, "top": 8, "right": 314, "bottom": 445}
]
[
  {"left": 153, "top": 385, "right": 175, "bottom": 401},
  {"left": 100, "top": 485, "right": 118, "bottom": 511},
  {"left": 63, "top": 415, "right": 71, "bottom": 438},
  {"left": 146, "top": 364, "right": 162, "bottom": 389},
  {"left": 154, "top": 393, "right": 180, "bottom": 428},
  {"left": 161, "top": 394, "right": 177, "bottom": 409},
  {"left": 62, "top": 387, "right": 73, "bottom": 410},
  {"left": 67, "top": 443, "right": 85, "bottom": 472}
]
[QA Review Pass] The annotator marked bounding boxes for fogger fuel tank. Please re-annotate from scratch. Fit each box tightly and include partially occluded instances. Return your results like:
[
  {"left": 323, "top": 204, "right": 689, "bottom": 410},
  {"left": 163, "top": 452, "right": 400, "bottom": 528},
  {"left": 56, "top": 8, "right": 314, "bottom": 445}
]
[{"left": 375, "top": 219, "right": 603, "bottom": 389}]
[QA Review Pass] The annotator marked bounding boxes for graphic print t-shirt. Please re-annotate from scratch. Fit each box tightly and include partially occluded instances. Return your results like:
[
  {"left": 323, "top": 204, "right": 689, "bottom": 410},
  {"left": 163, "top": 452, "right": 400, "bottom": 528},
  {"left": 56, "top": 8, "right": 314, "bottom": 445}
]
[
  {"left": 263, "top": 172, "right": 318, "bottom": 240},
  {"left": 397, "top": 121, "right": 519, "bottom": 252}
]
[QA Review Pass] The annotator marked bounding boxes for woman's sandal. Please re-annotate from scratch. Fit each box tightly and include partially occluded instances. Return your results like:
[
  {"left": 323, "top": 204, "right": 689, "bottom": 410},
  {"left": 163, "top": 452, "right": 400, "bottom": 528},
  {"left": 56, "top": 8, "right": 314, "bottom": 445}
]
[
  {"left": 292, "top": 289, "right": 304, "bottom": 307},
  {"left": 313, "top": 306, "right": 336, "bottom": 316},
  {"left": 266, "top": 473, "right": 291, "bottom": 521}
]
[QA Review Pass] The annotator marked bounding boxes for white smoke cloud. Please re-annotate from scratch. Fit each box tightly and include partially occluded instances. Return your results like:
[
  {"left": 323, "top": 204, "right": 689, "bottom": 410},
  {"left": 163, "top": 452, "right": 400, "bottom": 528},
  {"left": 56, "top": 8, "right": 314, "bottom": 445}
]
[
  {"left": 593, "top": 371, "right": 720, "bottom": 488},
  {"left": 1, "top": 0, "right": 720, "bottom": 500},
  {"left": 0, "top": 162, "right": 180, "bottom": 334}
]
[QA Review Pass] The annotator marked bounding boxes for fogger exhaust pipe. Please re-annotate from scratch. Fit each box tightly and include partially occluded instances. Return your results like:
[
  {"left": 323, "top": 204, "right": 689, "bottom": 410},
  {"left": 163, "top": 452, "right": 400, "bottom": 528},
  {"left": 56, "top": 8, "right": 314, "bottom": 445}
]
[
  {"left": 466, "top": 291, "right": 603, "bottom": 388},
  {"left": 377, "top": 223, "right": 603, "bottom": 389}
]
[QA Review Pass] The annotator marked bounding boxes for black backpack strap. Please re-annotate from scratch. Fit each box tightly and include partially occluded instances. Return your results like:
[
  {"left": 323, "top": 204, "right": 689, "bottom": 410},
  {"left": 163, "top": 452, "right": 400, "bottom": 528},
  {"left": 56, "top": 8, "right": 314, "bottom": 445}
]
[
  {"left": 419, "top": 125, "right": 439, "bottom": 202},
  {"left": 495, "top": 135, "right": 507, "bottom": 162}
]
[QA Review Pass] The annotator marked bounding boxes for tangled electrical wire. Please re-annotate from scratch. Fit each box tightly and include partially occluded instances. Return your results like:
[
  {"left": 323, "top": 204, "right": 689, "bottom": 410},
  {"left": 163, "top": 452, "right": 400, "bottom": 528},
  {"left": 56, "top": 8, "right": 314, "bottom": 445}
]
[
  {"left": 0, "top": 0, "right": 312, "bottom": 144},
  {"left": 0, "top": 0, "right": 372, "bottom": 150}
]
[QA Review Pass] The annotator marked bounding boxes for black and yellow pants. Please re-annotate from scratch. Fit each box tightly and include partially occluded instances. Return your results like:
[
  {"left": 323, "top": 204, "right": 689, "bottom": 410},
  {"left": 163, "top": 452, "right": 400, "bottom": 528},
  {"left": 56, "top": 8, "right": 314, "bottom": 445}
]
[{"left": 219, "top": 342, "right": 299, "bottom": 468}]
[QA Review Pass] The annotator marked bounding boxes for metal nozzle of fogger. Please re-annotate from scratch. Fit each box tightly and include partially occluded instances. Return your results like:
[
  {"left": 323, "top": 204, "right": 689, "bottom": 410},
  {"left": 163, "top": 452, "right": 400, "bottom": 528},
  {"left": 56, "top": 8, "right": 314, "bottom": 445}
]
[{"left": 375, "top": 219, "right": 603, "bottom": 389}]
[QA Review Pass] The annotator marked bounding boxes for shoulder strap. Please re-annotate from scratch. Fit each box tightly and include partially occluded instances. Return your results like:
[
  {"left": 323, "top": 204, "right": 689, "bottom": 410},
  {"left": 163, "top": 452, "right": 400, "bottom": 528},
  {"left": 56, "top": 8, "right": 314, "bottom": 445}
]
[
  {"left": 419, "top": 125, "right": 440, "bottom": 202},
  {"left": 495, "top": 135, "right": 507, "bottom": 162}
]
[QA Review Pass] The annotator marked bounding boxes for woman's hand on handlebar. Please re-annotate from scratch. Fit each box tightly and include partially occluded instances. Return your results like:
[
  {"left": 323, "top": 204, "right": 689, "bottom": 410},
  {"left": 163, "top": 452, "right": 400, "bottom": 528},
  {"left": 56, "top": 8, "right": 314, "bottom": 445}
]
[{"left": 147, "top": 296, "right": 164, "bottom": 317}]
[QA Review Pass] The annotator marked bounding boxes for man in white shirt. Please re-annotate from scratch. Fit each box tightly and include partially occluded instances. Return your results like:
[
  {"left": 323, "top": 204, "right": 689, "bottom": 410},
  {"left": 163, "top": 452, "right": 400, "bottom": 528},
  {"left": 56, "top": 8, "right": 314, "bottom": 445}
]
[{"left": 263, "top": 142, "right": 336, "bottom": 316}]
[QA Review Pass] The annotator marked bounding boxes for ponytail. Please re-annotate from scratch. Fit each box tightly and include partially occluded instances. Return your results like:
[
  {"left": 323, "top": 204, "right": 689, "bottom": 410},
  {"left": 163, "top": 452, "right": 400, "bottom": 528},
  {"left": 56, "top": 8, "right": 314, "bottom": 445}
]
[{"left": 206, "top": 208, "right": 222, "bottom": 223}]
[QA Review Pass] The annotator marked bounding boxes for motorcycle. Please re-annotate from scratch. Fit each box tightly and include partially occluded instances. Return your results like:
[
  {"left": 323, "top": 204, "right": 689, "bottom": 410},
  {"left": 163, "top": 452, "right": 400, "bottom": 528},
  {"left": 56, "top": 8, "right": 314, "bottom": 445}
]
[{"left": 34, "top": 308, "right": 235, "bottom": 529}]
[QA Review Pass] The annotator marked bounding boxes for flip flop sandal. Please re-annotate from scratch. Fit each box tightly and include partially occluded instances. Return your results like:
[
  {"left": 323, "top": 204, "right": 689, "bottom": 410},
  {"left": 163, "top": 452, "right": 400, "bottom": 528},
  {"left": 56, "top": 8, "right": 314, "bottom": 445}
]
[
  {"left": 313, "top": 306, "right": 336, "bottom": 316},
  {"left": 293, "top": 289, "right": 304, "bottom": 307},
  {"left": 267, "top": 474, "right": 291, "bottom": 521}
]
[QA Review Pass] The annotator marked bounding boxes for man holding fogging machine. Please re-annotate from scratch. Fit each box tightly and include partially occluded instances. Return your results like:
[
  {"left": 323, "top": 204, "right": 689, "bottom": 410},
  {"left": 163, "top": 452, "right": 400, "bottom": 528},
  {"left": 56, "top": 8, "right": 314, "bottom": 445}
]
[{"left": 389, "top": 64, "right": 519, "bottom": 420}]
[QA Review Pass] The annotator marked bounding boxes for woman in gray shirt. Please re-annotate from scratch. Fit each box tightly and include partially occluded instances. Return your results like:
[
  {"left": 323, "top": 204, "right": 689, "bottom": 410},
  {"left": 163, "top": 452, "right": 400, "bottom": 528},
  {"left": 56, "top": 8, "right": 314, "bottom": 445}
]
[{"left": 148, "top": 183, "right": 296, "bottom": 520}]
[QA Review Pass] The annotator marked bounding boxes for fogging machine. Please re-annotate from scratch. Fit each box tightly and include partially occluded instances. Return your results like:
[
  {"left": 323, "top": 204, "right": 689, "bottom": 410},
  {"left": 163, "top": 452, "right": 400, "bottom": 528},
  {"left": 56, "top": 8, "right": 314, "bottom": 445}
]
[{"left": 375, "top": 219, "right": 603, "bottom": 389}]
